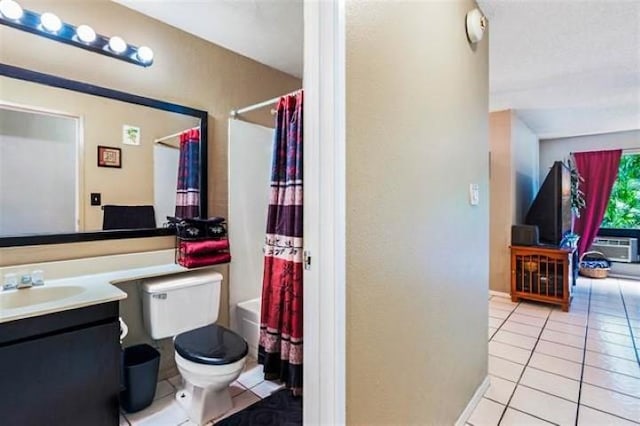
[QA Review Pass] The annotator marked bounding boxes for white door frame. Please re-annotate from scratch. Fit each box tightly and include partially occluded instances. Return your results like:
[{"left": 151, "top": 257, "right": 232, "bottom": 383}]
[{"left": 303, "top": 0, "right": 346, "bottom": 424}]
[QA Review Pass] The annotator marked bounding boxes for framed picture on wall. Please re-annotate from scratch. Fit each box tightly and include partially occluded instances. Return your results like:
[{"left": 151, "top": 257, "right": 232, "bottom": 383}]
[{"left": 97, "top": 145, "right": 122, "bottom": 168}]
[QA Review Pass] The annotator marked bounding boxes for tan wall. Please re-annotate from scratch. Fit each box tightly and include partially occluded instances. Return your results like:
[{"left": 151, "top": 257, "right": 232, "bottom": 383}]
[
  {"left": 512, "top": 115, "right": 539, "bottom": 225},
  {"left": 345, "top": 1, "right": 489, "bottom": 423},
  {"left": 489, "top": 111, "right": 539, "bottom": 293},
  {"left": 1, "top": 76, "right": 199, "bottom": 231},
  {"left": 489, "top": 111, "right": 513, "bottom": 294},
  {"left": 0, "top": 0, "right": 301, "bottom": 323}
]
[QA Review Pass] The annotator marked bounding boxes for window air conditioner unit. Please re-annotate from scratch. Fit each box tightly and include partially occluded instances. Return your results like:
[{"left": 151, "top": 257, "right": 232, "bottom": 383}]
[{"left": 589, "top": 237, "right": 639, "bottom": 263}]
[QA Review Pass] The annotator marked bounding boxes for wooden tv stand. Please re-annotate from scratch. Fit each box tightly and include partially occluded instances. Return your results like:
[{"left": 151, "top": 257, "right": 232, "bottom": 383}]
[{"left": 510, "top": 245, "right": 575, "bottom": 311}]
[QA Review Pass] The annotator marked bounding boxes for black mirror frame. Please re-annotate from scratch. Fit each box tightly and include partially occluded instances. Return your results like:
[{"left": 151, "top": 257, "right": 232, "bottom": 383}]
[{"left": 0, "top": 63, "right": 208, "bottom": 247}]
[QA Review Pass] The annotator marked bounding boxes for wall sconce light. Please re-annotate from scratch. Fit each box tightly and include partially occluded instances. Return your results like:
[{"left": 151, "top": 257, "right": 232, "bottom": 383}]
[
  {"left": 0, "top": 0, "right": 154, "bottom": 67},
  {"left": 466, "top": 8, "right": 487, "bottom": 44}
]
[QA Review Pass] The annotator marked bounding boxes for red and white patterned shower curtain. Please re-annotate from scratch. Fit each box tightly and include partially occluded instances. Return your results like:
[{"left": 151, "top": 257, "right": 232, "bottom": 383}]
[{"left": 259, "top": 91, "right": 303, "bottom": 395}]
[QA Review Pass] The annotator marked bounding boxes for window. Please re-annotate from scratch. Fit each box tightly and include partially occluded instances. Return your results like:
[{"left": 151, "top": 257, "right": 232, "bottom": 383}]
[{"left": 601, "top": 152, "right": 640, "bottom": 230}]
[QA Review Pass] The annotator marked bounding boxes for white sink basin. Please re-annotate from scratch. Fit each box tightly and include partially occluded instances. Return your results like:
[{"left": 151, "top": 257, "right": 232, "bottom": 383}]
[
  {"left": 1, "top": 286, "right": 86, "bottom": 310},
  {"left": 0, "top": 277, "right": 127, "bottom": 324}
]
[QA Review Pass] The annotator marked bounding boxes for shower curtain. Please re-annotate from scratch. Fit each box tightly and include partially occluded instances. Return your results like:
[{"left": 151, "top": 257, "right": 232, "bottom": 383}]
[
  {"left": 259, "top": 91, "right": 303, "bottom": 395},
  {"left": 175, "top": 128, "right": 200, "bottom": 219}
]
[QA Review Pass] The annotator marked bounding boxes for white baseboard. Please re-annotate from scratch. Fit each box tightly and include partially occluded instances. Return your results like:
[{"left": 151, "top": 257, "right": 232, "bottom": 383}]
[
  {"left": 489, "top": 290, "right": 511, "bottom": 299},
  {"left": 455, "top": 376, "right": 490, "bottom": 426},
  {"left": 608, "top": 273, "right": 640, "bottom": 281}
]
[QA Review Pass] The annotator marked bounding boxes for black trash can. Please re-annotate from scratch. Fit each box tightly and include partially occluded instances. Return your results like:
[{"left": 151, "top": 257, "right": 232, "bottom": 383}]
[{"left": 120, "top": 344, "right": 160, "bottom": 413}]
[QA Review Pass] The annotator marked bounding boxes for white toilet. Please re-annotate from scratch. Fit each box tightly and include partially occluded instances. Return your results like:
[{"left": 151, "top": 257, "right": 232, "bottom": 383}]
[{"left": 141, "top": 270, "right": 248, "bottom": 425}]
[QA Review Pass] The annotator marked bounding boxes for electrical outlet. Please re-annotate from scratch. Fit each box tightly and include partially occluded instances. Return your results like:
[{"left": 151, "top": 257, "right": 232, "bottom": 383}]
[{"left": 90, "top": 193, "right": 101, "bottom": 206}]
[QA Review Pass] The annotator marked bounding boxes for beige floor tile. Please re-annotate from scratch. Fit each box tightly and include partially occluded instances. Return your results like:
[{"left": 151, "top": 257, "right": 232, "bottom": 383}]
[
  {"left": 585, "top": 338, "right": 638, "bottom": 361},
  {"left": 237, "top": 363, "right": 265, "bottom": 389},
  {"left": 534, "top": 340, "right": 584, "bottom": 363},
  {"left": 154, "top": 380, "right": 175, "bottom": 401},
  {"left": 509, "top": 385, "right": 577, "bottom": 426},
  {"left": 584, "top": 351, "right": 640, "bottom": 378},
  {"left": 492, "top": 330, "right": 538, "bottom": 351},
  {"left": 125, "top": 394, "right": 189, "bottom": 426},
  {"left": 540, "top": 329, "right": 585, "bottom": 349},
  {"left": 484, "top": 375, "right": 517, "bottom": 405},
  {"left": 490, "top": 307, "right": 513, "bottom": 320},
  {"left": 582, "top": 366, "right": 640, "bottom": 399},
  {"left": 548, "top": 311, "right": 588, "bottom": 326},
  {"left": 528, "top": 352, "right": 583, "bottom": 380},
  {"left": 250, "top": 380, "right": 285, "bottom": 399},
  {"left": 544, "top": 320, "right": 586, "bottom": 337},
  {"left": 468, "top": 398, "right": 505, "bottom": 426},
  {"left": 489, "top": 317, "right": 505, "bottom": 328},
  {"left": 515, "top": 305, "right": 551, "bottom": 319},
  {"left": 577, "top": 405, "right": 638, "bottom": 426},
  {"left": 489, "top": 355, "right": 526, "bottom": 382},
  {"left": 589, "top": 313, "right": 629, "bottom": 326},
  {"left": 501, "top": 321, "right": 542, "bottom": 338},
  {"left": 580, "top": 383, "right": 640, "bottom": 423},
  {"left": 508, "top": 313, "right": 547, "bottom": 328},
  {"left": 520, "top": 367, "right": 580, "bottom": 402},
  {"left": 489, "top": 341, "right": 532, "bottom": 365},
  {"left": 588, "top": 329, "right": 635, "bottom": 348},
  {"left": 500, "top": 408, "right": 554, "bottom": 425}
]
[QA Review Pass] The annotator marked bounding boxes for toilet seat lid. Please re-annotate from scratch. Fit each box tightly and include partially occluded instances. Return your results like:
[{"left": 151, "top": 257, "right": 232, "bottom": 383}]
[{"left": 174, "top": 324, "right": 248, "bottom": 366}]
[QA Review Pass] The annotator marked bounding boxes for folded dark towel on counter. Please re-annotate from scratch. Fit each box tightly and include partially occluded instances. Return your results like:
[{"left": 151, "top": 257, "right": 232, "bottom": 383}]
[
  {"left": 179, "top": 239, "right": 230, "bottom": 256},
  {"left": 179, "top": 252, "right": 231, "bottom": 269},
  {"left": 103, "top": 205, "right": 156, "bottom": 230}
]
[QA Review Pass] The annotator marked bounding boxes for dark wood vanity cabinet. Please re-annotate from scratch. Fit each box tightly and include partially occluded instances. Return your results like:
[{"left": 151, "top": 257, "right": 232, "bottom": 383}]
[{"left": 0, "top": 302, "right": 121, "bottom": 426}]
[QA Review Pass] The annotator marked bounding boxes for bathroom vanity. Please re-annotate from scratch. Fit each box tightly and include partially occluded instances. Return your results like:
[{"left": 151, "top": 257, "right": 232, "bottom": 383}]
[
  {"left": 0, "top": 277, "right": 127, "bottom": 426},
  {"left": 0, "top": 303, "right": 120, "bottom": 425}
]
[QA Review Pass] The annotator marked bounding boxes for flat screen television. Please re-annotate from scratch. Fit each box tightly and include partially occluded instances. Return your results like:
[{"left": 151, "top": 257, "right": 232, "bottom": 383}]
[{"left": 525, "top": 161, "right": 573, "bottom": 246}]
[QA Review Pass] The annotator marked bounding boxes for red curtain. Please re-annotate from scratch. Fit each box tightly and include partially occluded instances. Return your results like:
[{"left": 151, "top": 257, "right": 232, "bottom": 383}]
[
  {"left": 175, "top": 128, "right": 200, "bottom": 219},
  {"left": 259, "top": 91, "right": 303, "bottom": 395},
  {"left": 574, "top": 149, "right": 622, "bottom": 256}
]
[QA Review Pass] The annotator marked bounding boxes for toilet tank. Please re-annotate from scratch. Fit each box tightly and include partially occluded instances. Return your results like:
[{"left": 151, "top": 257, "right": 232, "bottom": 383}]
[{"left": 141, "top": 270, "right": 223, "bottom": 340}]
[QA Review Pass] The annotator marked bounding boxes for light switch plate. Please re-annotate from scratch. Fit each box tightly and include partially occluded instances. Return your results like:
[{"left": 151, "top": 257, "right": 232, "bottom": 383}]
[
  {"left": 90, "top": 193, "right": 101, "bottom": 206},
  {"left": 469, "top": 184, "right": 480, "bottom": 206}
]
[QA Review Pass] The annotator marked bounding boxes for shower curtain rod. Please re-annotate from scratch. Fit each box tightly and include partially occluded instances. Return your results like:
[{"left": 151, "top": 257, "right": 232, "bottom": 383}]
[
  {"left": 154, "top": 126, "right": 200, "bottom": 144},
  {"left": 230, "top": 89, "right": 301, "bottom": 118}
]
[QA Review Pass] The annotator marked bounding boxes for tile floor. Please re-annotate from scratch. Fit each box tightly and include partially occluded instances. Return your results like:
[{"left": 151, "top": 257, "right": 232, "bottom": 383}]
[
  {"left": 120, "top": 277, "right": 639, "bottom": 425},
  {"left": 472, "top": 277, "right": 640, "bottom": 426},
  {"left": 120, "top": 358, "right": 284, "bottom": 426}
]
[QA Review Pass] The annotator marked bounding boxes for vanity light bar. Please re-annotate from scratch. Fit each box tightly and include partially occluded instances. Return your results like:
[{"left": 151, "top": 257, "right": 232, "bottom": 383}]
[{"left": 0, "top": 1, "right": 154, "bottom": 67}]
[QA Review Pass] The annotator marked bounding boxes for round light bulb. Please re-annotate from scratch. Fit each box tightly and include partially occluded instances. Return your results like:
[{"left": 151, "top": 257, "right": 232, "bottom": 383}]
[
  {"left": 0, "top": 0, "right": 23, "bottom": 20},
  {"left": 136, "top": 46, "right": 154, "bottom": 63},
  {"left": 76, "top": 24, "right": 96, "bottom": 43},
  {"left": 108, "top": 36, "right": 127, "bottom": 54},
  {"left": 40, "top": 12, "right": 62, "bottom": 33}
]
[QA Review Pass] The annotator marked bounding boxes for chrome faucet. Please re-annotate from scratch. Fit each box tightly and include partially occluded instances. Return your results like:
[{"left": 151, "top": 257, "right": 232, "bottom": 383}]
[
  {"left": 16, "top": 274, "right": 33, "bottom": 289},
  {"left": 2, "top": 271, "right": 44, "bottom": 291},
  {"left": 2, "top": 273, "right": 18, "bottom": 291}
]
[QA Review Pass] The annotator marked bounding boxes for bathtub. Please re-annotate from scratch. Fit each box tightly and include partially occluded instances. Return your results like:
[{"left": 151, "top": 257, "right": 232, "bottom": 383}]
[{"left": 236, "top": 298, "right": 260, "bottom": 358}]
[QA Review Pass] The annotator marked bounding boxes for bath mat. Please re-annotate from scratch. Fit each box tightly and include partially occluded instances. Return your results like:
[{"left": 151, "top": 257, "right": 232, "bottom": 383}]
[{"left": 215, "top": 389, "right": 302, "bottom": 425}]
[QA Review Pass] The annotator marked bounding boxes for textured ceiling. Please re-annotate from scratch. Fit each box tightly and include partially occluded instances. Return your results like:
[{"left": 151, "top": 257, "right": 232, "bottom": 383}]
[
  {"left": 113, "top": 0, "right": 303, "bottom": 78},
  {"left": 478, "top": 0, "right": 640, "bottom": 139}
]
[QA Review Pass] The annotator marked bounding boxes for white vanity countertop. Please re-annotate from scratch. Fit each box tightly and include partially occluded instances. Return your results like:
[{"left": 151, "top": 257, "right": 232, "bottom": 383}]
[{"left": 0, "top": 263, "right": 193, "bottom": 324}]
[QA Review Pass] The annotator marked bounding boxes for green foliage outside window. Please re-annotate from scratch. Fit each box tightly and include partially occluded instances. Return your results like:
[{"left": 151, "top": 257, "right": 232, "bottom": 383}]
[{"left": 602, "top": 154, "right": 640, "bottom": 229}]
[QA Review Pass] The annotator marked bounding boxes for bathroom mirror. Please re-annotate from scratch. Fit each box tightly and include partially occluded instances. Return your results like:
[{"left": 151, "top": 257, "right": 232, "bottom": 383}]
[{"left": 0, "top": 64, "right": 208, "bottom": 247}]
